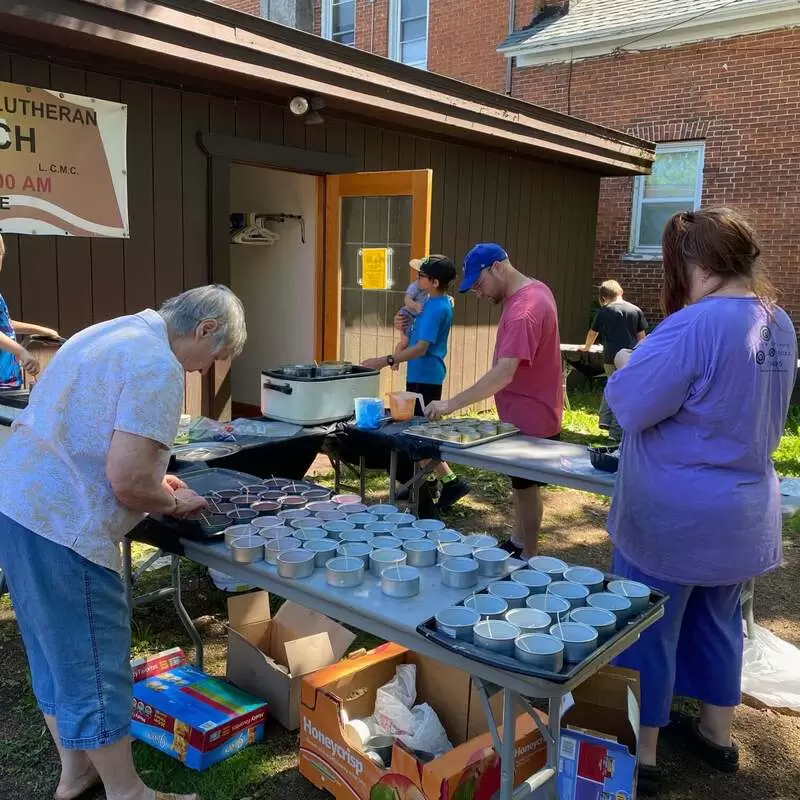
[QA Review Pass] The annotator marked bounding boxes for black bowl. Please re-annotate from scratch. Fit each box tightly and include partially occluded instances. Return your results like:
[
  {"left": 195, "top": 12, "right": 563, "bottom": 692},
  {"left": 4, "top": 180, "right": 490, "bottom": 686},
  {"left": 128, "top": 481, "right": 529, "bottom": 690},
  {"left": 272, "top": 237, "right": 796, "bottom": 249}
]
[{"left": 589, "top": 445, "right": 619, "bottom": 473}]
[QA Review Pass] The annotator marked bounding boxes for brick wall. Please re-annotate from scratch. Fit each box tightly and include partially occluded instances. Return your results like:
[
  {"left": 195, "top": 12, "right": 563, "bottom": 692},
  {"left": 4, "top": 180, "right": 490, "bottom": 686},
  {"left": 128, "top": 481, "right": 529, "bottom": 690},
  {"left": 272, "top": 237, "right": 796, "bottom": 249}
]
[
  {"left": 309, "top": 0, "right": 512, "bottom": 92},
  {"left": 215, "top": 0, "right": 261, "bottom": 15},
  {"left": 511, "top": 28, "right": 800, "bottom": 326}
]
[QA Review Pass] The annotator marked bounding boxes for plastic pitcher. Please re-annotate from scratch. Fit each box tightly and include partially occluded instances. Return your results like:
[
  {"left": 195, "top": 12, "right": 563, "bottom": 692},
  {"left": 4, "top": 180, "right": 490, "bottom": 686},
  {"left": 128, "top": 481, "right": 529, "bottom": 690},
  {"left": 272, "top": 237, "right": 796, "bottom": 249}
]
[
  {"left": 387, "top": 391, "right": 423, "bottom": 421},
  {"left": 354, "top": 397, "right": 384, "bottom": 429}
]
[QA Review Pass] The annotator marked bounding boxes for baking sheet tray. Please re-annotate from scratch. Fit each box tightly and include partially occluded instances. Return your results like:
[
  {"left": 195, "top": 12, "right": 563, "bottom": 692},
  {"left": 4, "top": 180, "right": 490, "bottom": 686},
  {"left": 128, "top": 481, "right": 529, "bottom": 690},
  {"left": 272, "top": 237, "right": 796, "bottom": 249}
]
[
  {"left": 416, "top": 570, "right": 667, "bottom": 683},
  {"left": 157, "top": 467, "right": 329, "bottom": 542},
  {"left": 404, "top": 422, "right": 520, "bottom": 449}
]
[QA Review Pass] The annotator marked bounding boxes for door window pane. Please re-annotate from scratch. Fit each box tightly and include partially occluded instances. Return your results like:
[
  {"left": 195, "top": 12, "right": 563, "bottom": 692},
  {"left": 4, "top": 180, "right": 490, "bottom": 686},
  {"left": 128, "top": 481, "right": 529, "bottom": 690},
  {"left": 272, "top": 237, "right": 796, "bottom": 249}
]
[{"left": 339, "top": 194, "right": 413, "bottom": 395}]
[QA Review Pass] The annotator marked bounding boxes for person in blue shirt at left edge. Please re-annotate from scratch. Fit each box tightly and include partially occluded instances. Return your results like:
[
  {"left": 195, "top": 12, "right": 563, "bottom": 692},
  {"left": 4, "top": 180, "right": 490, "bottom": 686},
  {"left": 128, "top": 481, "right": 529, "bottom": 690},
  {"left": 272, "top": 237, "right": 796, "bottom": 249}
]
[
  {"left": 0, "top": 234, "right": 60, "bottom": 386},
  {"left": 362, "top": 255, "right": 471, "bottom": 510}
]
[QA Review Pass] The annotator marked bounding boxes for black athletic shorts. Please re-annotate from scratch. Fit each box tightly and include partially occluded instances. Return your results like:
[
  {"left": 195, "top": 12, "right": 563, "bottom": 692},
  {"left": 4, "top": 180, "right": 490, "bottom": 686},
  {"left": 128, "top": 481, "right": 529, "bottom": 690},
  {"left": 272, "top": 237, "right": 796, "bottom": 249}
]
[
  {"left": 510, "top": 433, "right": 561, "bottom": 489},
  {"left": 406, "top": 381, "right": 443, "bottom": 416}
]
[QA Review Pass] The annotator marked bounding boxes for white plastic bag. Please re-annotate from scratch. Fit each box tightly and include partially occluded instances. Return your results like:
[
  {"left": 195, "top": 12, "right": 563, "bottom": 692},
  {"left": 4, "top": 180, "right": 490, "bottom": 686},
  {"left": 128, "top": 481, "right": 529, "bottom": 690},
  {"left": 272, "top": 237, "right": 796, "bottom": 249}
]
[
  {"left": 373, "top": 665, "right": 417, "bottom": 736},
  {"left": 741, "top": 623, "right": 800, "bottom": 713},
  {"left": 372, "top": 665, "right": 452, "bottom": 755},
  {"left": 398, "top": 703, "right": 452, "bottom": 756}
]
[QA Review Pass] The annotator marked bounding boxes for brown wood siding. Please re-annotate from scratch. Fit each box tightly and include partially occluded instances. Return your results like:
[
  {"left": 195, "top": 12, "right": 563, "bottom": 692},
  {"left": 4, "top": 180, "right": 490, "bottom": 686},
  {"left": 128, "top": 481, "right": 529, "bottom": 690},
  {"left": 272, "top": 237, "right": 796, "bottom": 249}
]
[{"left": 0, "top": 45, "right": 599, "bottom": 413}]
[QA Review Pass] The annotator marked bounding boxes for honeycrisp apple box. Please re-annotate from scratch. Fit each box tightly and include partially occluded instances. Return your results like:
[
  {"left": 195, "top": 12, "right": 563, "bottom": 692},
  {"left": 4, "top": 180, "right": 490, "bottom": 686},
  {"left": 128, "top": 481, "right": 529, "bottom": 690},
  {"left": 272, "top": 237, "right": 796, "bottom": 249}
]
[
  {"left": 130, "top": 649, "right": 268, "bottom": 771},
  {"left": 298, "top": 643, "right": 548, "bottom": 800}
]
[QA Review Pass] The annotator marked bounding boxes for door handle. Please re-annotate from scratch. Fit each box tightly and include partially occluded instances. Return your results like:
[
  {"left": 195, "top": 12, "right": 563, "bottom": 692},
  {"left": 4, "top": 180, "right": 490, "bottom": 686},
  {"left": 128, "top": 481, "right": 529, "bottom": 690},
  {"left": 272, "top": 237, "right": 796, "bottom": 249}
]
[{"left": 263, "top": 380, "right": 293, "bottom": 395}]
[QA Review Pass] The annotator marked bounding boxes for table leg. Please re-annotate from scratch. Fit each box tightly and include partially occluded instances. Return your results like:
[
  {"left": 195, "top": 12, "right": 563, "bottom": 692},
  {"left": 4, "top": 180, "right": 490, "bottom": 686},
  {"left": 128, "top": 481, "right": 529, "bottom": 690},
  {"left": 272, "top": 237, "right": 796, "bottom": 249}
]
[
  {"left": 499, "top": 689, "right": 517, "bottom": 800},
  {"left": 472, "top": 681, "right": 557, "bottom": 800},
  {"left": 389, "top": 450, "right": 398, "bottom": 504},
  {"left": 561, "top": 356, "right": 572, "bottom": 412},
  {"left": 122, "top": 538, "right": 134, "bottom": 617},
  {"left": 359, "top": 455, "right": 366, "bottom": 501},
  {"left": 546, "top": 696, "right": 562, "bottom": 800},
  {"left": 332, "top": 451, "right": 342, "bottom": 494},
  {"left": 170, "top": 556, "right": 204, "bottom": 670}
]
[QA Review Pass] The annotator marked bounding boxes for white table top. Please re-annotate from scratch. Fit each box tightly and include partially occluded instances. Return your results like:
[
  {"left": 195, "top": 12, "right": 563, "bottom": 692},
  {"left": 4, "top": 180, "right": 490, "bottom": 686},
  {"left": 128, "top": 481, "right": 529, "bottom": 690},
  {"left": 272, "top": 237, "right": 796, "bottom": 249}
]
[
  {"left": 560, "top": 343, "right": 602, "bottom": 354},
  {"left": 182, "top": 538, "right": 654, "bottom": 696},
  {"left": 443, "top": 436, "right": 616, "bottom": 497},
  {"left": 442, "top": 435, "right": 800, "bottom": 519}
]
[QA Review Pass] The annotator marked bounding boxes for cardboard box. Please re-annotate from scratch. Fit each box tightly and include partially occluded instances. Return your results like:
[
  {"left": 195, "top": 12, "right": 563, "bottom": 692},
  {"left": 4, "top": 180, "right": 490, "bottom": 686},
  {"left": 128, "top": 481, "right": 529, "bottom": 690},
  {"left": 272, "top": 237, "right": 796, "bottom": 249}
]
[
  {"left": 557, "top": 667, "right": 640, "bottom": 800},
  {"left": 298, "top": 643, "right": 548, "bottom": 800},
  {"left": 226, "top": 591, "right": 356, "bottom": 731},
  {"left": 130, "top": 650, "right": 268, "bottom": 771}
]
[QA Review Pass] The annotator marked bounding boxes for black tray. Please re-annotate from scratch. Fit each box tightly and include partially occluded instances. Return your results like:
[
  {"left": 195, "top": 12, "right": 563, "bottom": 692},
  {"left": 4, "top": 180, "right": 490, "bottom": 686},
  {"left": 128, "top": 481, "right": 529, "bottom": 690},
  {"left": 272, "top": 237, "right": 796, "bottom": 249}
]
[
  {"left": 156, "top": 466, "right": 330, "bottom": 542},
  {"left": 416, "top": 570, "right": 668, "bottom": 684}
]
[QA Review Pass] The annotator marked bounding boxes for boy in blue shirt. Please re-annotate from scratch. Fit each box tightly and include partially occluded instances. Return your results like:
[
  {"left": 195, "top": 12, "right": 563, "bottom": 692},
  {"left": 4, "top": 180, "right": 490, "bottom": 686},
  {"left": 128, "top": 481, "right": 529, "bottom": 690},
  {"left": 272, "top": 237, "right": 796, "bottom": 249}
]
[{"left": 362, "top": 255, "right": 470, "bottom": 510}]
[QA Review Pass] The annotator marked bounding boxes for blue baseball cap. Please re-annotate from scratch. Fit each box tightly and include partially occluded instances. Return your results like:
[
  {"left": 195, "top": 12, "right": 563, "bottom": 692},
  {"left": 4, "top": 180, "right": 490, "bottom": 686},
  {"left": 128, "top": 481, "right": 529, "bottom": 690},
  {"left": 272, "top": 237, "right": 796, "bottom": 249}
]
[{"left": 459, "top": 243, "right": 509, "bottom": 293}]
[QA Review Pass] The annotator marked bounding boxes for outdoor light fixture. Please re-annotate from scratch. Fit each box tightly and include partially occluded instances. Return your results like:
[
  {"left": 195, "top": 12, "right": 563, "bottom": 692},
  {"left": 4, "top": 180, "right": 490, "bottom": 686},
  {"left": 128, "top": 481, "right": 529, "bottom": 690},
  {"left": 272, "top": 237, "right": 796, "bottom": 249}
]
[
  {"left": 288, "top": 95, "right": 326, "bottom": 125},
  {"left": 289, "top": 95, "right": 310, "bottom": 116}
]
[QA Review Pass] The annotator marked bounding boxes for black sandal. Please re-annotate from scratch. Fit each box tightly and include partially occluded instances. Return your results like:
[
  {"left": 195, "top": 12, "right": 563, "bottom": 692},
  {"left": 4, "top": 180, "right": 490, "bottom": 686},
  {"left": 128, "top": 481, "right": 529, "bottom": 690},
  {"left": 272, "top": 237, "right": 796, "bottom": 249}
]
[
  {"left": 687, "top": 716, "right": 739, "bottom": 773},
  {"left": 637, "top": 763, "right": 662, "bottom": 796},
  {"left": 667, "top": 711, "right": 739, "bottom": 773}
]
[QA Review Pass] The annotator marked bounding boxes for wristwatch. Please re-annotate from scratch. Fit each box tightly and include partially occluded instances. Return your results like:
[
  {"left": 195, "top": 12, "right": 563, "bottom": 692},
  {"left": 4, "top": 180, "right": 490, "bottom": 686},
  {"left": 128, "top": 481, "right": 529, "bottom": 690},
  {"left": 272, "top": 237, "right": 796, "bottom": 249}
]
[{"left": 386, "top": 354, "right": 395, "bottom": 367}]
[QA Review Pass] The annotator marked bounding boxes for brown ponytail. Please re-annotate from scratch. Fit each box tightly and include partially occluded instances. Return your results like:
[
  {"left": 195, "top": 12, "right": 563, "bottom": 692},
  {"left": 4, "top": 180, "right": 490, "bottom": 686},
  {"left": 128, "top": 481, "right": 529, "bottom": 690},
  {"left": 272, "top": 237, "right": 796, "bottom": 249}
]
[{"left": 660, "top": 208, "right": 773, "bottom": 316}]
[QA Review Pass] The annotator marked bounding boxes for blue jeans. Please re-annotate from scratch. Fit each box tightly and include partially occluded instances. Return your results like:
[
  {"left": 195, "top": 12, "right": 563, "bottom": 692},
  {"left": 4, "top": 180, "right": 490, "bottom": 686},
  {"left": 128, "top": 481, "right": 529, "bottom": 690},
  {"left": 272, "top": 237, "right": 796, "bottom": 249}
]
[
  {"left": 0, "top": 512, "right": 132, "bottom": 749},
  {"left": 611, "top": 548, "right": 743, "bottom": 727}
]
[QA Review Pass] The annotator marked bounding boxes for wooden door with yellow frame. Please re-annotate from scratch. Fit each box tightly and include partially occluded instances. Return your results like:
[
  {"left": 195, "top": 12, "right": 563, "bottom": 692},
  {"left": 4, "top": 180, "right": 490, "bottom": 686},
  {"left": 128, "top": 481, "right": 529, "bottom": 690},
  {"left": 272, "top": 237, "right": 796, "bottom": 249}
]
[{"left": 324, "top": 170, "right": 432, "bottom": 399}]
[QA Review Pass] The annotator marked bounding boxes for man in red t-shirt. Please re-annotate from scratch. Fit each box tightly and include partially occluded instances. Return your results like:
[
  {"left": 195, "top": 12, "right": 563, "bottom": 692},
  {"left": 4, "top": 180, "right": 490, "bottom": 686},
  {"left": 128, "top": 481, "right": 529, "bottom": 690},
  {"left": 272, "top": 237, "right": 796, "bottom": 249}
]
[{"left": 425, "top": 243, "right": 563, "bottom": 557}]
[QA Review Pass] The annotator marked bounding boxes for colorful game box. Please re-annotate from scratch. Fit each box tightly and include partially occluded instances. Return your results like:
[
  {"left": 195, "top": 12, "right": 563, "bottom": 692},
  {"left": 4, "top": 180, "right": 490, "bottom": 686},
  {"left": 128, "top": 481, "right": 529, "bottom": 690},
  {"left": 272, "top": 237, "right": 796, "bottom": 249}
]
[
  {"left": 556, "top": 667, "right": 640, "bottom": 800},
  {"left": 131, "top": 650, "right": 268, "bottom": 771}
]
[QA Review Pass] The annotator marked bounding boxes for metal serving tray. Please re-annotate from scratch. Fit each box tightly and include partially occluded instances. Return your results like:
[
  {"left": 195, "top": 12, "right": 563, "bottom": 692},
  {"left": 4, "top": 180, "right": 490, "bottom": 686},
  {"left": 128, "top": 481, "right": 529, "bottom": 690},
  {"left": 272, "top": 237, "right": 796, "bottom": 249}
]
[
  {"left": 158, "top": 467, "right": 329, "bottom": 542},
  {"left": 404, "top": 421, "right": 520, "bottom": 450},
  {"left": 416, "top": 570, "right": 667, "bottom": 683}
]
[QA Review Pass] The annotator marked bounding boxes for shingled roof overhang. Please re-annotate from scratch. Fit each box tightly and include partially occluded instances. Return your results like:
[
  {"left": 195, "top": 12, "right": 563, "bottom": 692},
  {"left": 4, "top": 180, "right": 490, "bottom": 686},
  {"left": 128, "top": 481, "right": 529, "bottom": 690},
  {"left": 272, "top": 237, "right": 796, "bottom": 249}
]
[{"left": 1, "top": 0, "right": 654, "bottom": 176}]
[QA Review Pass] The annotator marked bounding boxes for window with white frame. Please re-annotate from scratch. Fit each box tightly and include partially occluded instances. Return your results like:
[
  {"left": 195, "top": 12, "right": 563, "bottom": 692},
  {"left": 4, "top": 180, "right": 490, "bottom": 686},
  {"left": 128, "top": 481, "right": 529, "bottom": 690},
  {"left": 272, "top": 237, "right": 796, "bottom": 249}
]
[
  {"left": 629, "top": 141, "right": 705, "bottom": 255},
  {"left": 389, "top": 0, "right": 429, "bottom": 69},
  {"left": 321, "top": 0, "right": 355, "bottom": 46}
]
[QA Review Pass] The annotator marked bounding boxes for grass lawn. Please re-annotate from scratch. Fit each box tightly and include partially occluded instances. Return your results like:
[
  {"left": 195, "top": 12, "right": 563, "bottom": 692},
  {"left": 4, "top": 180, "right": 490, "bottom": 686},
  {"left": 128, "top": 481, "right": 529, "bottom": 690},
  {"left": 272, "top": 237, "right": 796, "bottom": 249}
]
[{"left": 1, "top": 382, "right": 799, "bottom": 800}]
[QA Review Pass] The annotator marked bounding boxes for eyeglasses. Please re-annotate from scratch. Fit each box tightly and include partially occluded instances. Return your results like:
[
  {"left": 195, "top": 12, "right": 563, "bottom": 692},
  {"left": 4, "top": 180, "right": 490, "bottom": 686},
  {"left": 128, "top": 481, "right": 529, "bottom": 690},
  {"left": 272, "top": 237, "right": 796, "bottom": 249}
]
[{"left": 471, "top": 267, "right": 491, "bottom": 293}]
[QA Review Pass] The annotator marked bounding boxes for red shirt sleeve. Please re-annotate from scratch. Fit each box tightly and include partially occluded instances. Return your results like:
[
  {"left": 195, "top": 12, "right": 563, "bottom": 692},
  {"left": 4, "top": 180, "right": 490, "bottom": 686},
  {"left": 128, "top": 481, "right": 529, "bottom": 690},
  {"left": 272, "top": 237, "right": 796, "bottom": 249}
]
[{"left": 496, "top": 314, "right": 538, "bottom": 366}]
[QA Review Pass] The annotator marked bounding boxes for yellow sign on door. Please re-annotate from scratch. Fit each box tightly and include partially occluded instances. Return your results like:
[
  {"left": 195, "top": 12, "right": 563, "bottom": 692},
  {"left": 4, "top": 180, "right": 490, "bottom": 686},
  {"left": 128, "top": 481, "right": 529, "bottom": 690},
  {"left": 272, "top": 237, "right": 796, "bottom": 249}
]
[{"left": 361, "top": 248, "right": 388, "bottom": 291}]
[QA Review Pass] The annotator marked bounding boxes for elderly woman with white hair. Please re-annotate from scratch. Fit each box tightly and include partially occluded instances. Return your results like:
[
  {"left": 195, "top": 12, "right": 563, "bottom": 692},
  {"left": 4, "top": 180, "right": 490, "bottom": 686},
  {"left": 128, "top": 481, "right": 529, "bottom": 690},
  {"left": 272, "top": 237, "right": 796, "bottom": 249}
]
[{"left": 0, "top": 285, "right": 246, "bottom": 800}]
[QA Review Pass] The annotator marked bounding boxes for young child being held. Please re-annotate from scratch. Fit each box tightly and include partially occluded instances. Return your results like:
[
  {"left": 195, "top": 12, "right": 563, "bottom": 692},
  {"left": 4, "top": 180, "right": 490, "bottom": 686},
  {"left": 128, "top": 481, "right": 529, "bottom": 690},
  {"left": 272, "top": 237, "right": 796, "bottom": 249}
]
[{"left": 393, "top": 259, "right": 453, "bottom": 369}]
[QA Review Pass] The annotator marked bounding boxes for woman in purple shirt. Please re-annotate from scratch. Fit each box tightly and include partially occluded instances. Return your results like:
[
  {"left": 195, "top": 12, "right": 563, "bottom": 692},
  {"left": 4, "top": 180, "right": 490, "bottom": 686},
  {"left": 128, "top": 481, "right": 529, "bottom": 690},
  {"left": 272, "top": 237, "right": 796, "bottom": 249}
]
[{"left": 606, "top": 209, "right": 796, "bottom": 793}]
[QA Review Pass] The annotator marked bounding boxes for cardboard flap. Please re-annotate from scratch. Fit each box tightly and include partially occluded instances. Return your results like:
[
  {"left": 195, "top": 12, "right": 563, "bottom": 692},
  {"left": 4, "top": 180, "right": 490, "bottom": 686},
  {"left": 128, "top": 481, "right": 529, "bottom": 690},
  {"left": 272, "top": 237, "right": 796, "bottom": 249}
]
[
  {"left": 626, "top": 686, "right": 640, "bottom": 742},
  {"left": 274, "top": 601, "right": 356, "bottom": 660},
  {"left": 228, "top": 591, "right": 271, "bottom": 629},
  {"left": 563, "top": 667, "right": 639, "bottom": 756},
  {"left": 283, "top": 632, "right": 337, "bottom": 677}
]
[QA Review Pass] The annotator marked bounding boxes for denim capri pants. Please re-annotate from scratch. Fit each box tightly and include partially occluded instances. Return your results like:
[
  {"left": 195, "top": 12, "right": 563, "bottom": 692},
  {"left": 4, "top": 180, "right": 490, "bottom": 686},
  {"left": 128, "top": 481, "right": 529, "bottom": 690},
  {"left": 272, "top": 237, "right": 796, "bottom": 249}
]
[
  {"left": 611, "top": 548, "right": 744, "bottom": 727},
  {"left": 0, "top": 512, "right": 132, "bottom": 749}
]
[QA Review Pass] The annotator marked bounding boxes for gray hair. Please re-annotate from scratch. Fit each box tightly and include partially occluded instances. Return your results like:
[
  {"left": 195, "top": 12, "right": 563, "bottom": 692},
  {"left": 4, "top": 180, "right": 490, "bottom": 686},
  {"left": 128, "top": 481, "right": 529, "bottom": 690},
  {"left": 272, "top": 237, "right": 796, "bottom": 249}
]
[{"left": 158, "top": 284, "right": 247, "bottom": 357}]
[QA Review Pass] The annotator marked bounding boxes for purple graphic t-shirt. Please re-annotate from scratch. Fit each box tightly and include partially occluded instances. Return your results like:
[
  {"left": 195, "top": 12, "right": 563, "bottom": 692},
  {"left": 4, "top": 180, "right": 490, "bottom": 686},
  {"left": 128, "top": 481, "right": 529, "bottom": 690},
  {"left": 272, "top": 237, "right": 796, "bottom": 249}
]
[{"left": 606, "top": 296, "right": 796, "bottom": 586}]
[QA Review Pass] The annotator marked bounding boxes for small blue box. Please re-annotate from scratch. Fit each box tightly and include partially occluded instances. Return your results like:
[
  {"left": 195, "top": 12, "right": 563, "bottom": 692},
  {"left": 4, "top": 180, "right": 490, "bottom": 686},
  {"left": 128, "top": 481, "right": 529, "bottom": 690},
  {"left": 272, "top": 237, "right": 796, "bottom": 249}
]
[{"left": 131, "top": 652, "right": 268, "bottom": 771}]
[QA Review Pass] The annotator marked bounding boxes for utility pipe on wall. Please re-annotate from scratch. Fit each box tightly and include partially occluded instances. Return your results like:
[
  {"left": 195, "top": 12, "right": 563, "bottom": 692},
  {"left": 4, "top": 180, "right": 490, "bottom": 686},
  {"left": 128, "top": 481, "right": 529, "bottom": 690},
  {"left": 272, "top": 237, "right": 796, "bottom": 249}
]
[{"left": 505, "top": 0, "right": 517, "bottom": 94}]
